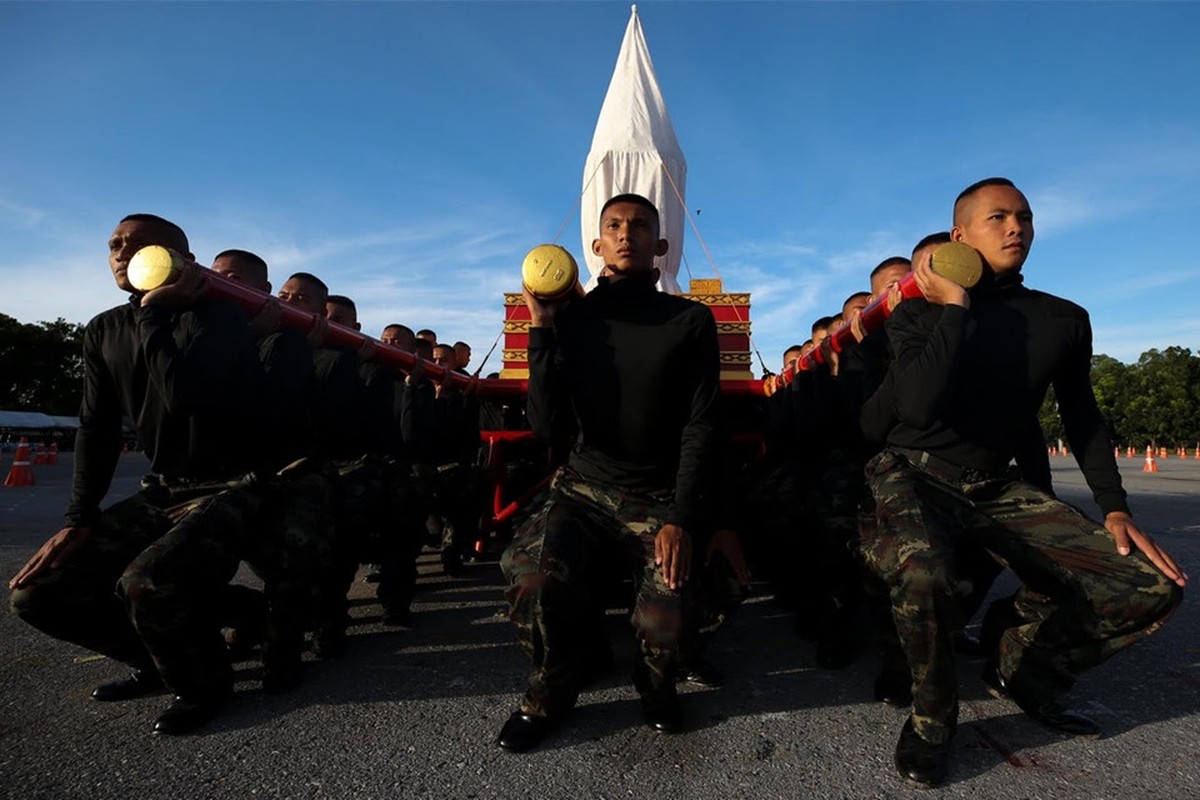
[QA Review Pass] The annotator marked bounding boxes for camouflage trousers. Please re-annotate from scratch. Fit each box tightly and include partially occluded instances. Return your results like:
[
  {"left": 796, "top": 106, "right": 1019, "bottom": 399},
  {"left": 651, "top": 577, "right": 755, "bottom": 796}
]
[
  {"left": 11, "top": 466, "right": 336, "bottom": 696},
  {"left": 259, "top": 460, "right": 338, "bottom": 665},
  {"left": 738, "top": 457, "right": 819, "bottom": 608},
  {"left": 811, "top": 448, "right": 870, "bottom": 629},
  {"left": 862, "top": 449, "right": 1183, "bottom": 744},
  {"left": 500, "top": 468, "right": 690, "bottom": 718},
  {"left": 315, "top": 455, "right": 428, "bottom": 634},
  {"left": 858, "top": 492, "right": 1005, "bottom": 677},
  {"left": 12, "top": 477, "right": 258, "bottom": 697},
  {"left": 683, "top": 536, "right": 749, "bottom": 666},
  {"left": 431, "top": 462, "right": 484, "bottom": 559}
]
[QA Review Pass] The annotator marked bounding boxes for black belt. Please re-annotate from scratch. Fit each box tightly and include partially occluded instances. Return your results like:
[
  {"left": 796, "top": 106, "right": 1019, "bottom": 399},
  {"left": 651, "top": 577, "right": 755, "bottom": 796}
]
[{"left": 892, "top": 447, "right": 1007, "bottom": 484}]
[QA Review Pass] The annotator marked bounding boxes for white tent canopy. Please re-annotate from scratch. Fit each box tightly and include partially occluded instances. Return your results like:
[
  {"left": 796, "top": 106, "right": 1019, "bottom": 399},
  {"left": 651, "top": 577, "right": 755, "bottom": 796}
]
[
  {"left": 0, "top": 410, "right": 78, "bottom": 429},
  {"left": 580, "top": 5, "right": 687, "bottom": 294}
]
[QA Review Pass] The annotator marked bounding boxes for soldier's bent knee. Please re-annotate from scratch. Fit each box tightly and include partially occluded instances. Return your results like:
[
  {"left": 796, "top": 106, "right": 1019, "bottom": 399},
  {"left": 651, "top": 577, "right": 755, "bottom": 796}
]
[
  {"left": 1152, "top": 578, "right": 1185, "bottom": 626},
  {"left": 9, "top": 584, "right": 40, "bottom": 621},
  {"left": 117, "top": 571, "right": 155, "bottom": 604},
  {"left": 894, "top": 552, "right": 952, "bottom": 597},
  {"left": 506, "top": 571, "right": 552, "bottom": 608}
]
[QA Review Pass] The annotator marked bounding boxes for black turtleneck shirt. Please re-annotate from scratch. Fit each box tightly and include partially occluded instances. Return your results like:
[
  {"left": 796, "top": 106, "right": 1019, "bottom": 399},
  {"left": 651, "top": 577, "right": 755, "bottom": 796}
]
[
  {"left": 66, "top": 297, "right": 260, "bottom": 526},
  {"left": 861, "top": 269, "right": 1128, "bottom": 516},
  {"left": 526, "top": 274, "right": 721, "bottom": 529}
]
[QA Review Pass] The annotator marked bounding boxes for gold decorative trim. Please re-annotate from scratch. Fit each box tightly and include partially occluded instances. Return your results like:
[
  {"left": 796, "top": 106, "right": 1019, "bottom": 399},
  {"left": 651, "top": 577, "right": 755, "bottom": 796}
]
[
  {"left": 504, "top": 320, "right": 532, "bottom": 333},
  {"left": 682, "top": 293, "right": 751, "bottom": 305},
  {"left": 500, "top": 368, "right": 529, "bottom": 379},
  {"left": 715, "top": 322, "right": 751, "bottom": 334},
  {"left": 502, "top": 349, "right": 528, "bottom": 361},
  {"left": 718, "top": 352, "right": 753, "bottom": 365},
  {"left": 688, "top": 278, "right": 724, "bottom": 294}
]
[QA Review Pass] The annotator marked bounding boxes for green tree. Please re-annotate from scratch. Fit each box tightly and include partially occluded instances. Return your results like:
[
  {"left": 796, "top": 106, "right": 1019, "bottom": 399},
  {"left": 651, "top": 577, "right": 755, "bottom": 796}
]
[
  {"left": 1037, "top": 388, "right": 1064, "bottom": 445},
  {"left": 0, "top": 313, "right": 86, "bottom": 415},
  {"left": 1125, "top": 348, "right": 1198, "bottom": 448},
  {"left": 1090, "top": 354, "right": 1134, "bottom": 446},
  {"left": 1033, "top": 349, "right": 1199, "bottom": 450}
]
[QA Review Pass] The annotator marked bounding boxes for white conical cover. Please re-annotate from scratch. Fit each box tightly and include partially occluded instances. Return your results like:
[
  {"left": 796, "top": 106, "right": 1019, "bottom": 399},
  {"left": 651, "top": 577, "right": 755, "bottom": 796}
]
[{"left": 581, "top": 4, "right": 686, "bottom": 294}]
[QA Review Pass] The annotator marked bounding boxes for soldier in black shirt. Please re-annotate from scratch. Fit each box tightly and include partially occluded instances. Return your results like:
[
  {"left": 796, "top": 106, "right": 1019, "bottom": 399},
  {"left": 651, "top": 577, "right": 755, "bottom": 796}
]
[
  {"left": 211, "top": 250, "right": 332, "bottom": 693},
  {"left": 860, "top": 179, "right": 1186, "bottom": 788},
  {"left": 272, "top": 275, "right": 364, "bottom": 657},
  {"left": 327, "top": 295, "right": 430, "bottom": 627},
  {"left": 9, "top": 214, "right": 264, "bottom": 735},
  {"left": 428, "top": 342, "right": 483, "bottom": 575},
  {"left": 497, "top": 194, "right": 721, "bottom": 752}
]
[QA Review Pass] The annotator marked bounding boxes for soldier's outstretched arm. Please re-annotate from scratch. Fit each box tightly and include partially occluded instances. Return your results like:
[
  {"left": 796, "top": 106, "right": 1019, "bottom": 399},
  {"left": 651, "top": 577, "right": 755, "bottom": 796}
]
[
  {"left": 1104, "top": 513, "right": 1187, "bottom": 587},
  {"left": 9, "top": 526, "right": 93, "bottom": 589},
  {"left": 654, "top": 524, "right": 692, "bottom": 591}
]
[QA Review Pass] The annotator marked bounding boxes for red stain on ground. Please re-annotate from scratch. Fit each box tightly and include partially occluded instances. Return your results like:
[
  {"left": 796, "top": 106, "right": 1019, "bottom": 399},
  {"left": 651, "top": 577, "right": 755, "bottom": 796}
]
[{"left": 973, "top": 727, "right": 1025, "bottom": 768}]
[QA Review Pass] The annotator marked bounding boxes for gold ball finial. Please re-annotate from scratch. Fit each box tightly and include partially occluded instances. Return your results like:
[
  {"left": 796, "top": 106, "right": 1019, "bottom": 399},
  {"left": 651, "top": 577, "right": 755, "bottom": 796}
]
[
  {"left": 127, "top": 245, "right": 186, "bottom": 291},
  {"left": 522, "top": 244, "right": 580, "bottom": 301},
  {"left": 930, "top": 242, "right": 984, "bottom": 288}
]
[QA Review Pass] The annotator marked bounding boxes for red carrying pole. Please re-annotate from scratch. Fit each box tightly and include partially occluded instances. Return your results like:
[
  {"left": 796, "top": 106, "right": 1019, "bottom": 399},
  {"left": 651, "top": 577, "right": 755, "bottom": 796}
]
[
  {"left": 195, "top": 267, "right": 479, "bottom": 390},
  {"left": 772, "top": 272, "right": 924, "bottom": 384},
  {"left": 798, "top": 272, "right": 924, "bottom": 372},
  {"left": 183, "top": 262, "right": 767, "bottom": 400},
  {"left": 128, "top": 246, "right": 511, "bottom": 396}
]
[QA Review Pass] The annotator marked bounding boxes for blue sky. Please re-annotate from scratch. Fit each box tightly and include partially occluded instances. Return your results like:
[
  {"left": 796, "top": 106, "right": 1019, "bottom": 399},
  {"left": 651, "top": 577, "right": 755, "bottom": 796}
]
[{"left": 2, "top": 1, "right": 1197, "bottom": 370}]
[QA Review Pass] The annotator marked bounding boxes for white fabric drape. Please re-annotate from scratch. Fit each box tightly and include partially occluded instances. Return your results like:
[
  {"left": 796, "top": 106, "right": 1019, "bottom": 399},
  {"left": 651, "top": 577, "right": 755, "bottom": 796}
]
[{"left": 580, "top": 5, "right": 686, "bottom": 294}]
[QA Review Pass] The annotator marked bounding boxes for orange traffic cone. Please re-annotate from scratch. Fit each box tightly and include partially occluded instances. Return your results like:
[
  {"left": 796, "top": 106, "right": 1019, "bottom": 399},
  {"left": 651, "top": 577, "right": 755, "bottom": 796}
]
[
  {"left": 47, "top": 442, "right": 58, "bottom": 465},
  {"left": 1114, "top": 447, "right": 1120, "bottom": 460},
  {"left": 1159, "top": 446, "right": 1168, "bottom": 459},
  {"left": 4, "top": 438, "right": 36, "bottom": 487},
  {"left": 1143, "top": 447, "right": 1159, "bottom": 473},
  {"left": 1194, "top": 444, "right": 1200, "bottom": 460},
  {"left": 1061, "top": 446, "right": 1070, "bottom": 457},
  {"left": 33, "top": 443, "right": 47, "bottom": 465},
  {"left": 1127, "top": 446, "right": 1134, "bottom": 458}
]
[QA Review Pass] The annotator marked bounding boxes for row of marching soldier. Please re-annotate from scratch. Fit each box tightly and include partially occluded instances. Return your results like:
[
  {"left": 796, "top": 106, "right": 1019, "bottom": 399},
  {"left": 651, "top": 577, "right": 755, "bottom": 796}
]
[
  {"left": 7, "top": 180, "right": 1188, "bottom": 792},
  {"left": 725, "top": 178, "right": 1186, "bottom": 788},
  {"left": 8, "top": 212, "right": 485, "bottom": 734},
  {"left": 489, "top": 180, "right": 1186, "bottom": 791}
]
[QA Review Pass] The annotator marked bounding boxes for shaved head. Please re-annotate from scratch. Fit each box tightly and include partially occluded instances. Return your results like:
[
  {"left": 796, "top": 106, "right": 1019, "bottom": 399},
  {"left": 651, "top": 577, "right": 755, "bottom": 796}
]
[{"left": 953, "top": 177, "right": 1020, "bottom": 227}]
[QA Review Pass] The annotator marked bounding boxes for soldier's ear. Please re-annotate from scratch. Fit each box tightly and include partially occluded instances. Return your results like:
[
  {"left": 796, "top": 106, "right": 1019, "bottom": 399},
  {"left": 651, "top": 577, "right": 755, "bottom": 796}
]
[{"left": 655, "top": 238, "right": 668, "bottom": 257}]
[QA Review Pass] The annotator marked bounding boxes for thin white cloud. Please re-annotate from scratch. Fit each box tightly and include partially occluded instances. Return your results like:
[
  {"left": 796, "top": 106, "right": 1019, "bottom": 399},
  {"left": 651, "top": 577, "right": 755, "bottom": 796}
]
[
  {"left": 1026, "top": 139, "right": 1199, "bottom": 238},
  {"left": 1, "top": 208, "right": 544, "bottom": 353},
  {"left": 2, "top": 256, "right": 119, "bottom": 325},
  {"left": 1092, "top": 316, "right": 1200, "bottom": 363},
  {"left": 1106, "top": 268, "right": 1196, "bottom": 298},
  {"left": 705, "top": 231, "right": 911, "bottom": 367},
  {"left": 1028, "top": 188, "right": 1105, "bottom": 237},
  {"left": 0, "top": 196, "right": 46, "bottom": 230}
]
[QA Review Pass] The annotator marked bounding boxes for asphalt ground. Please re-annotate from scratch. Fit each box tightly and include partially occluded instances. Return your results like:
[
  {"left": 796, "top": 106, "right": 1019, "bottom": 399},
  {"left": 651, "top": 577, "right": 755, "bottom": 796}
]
[{"left": 0, "top": 452, "right": 1197, "bottom": 799}]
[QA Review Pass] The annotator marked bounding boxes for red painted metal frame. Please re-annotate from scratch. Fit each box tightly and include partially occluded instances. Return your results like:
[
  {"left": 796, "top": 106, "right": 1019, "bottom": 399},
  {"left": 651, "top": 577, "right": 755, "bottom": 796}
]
[
  {"left": 783, "top": 272, "right": 924, "bottom": 380},
  {"left": 476, "top": 430, "right": 555, "bottom": 552}
]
